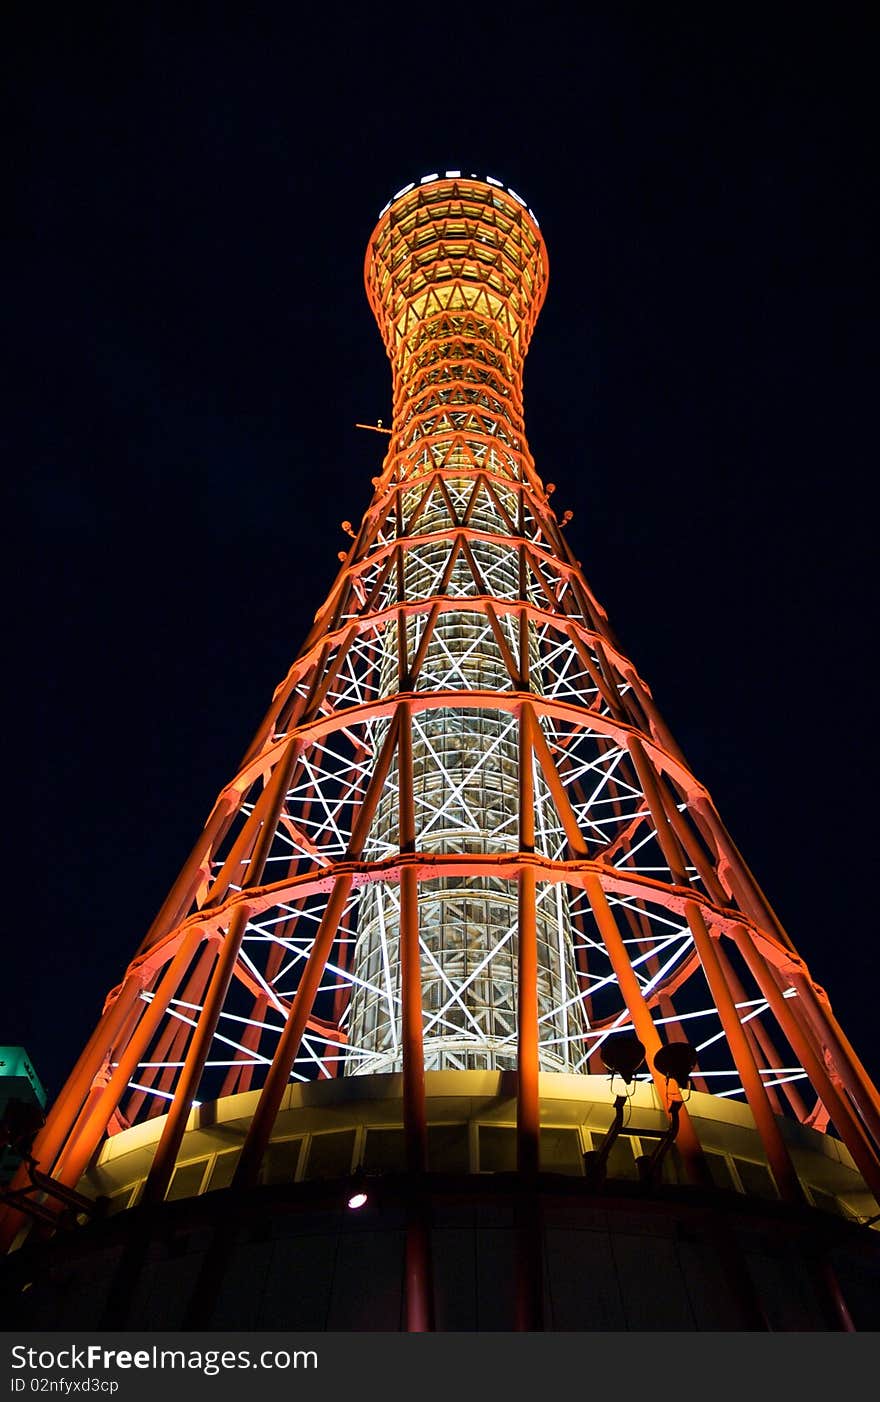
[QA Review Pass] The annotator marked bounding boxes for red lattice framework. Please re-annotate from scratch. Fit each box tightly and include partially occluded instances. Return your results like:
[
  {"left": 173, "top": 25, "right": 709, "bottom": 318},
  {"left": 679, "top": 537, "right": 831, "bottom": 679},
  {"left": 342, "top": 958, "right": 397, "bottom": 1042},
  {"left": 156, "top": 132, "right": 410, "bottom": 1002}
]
[{"left": 4, "top": 175, "right": 879, "bottom": 1253}]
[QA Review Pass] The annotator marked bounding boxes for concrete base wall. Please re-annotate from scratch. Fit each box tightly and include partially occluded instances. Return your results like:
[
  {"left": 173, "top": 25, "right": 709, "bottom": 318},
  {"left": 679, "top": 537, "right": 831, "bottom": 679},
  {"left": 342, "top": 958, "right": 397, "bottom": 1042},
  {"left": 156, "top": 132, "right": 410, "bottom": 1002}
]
[{"left": 4, "top": 1175, "right": 879, "bottom": 1331}]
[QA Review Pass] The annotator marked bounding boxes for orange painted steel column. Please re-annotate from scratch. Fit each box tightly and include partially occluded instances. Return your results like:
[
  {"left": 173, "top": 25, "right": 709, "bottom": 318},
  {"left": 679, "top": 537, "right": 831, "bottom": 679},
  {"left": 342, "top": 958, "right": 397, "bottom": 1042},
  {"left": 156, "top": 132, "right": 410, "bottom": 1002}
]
[
  {"left": 53, "top": 925, "right": 206, "bottom": 1191},
  {"left": 0, "top": 971, "right": 145, "bottom": 1251},
  {"left": 584, "top": 873, "right": 711, "bottom": 1187},
  {"left": 20, "top": 972, "right": 143, "bottom": 1174},
  {"left": 731, "top": 924, "right": 880, "bottom": 1202},
  {"left": 398, "top": 701, "right": 434, "bottom": 1333},
  {"left": 696, "top": 803, "right": 799, "bottom": 957},
  {"left": 397, "top": 703, "right": 428, "bottom": 1177},
  {"left": 788, "top": 972, "right": 880, "bottom": 1143},
  {"left": 515, "top": 703, "right": 543, "bottom": 1332},
  {"left": 660, "top": 778, "right": 730, "bottom": 907},
  {"left": 517, "top": 603, "right": 529, "bottom": 691},
  {"left": 143, "top": 904, "right": 251, "bottom": 1205},
  {"left": 206, "top": 741, "right": 300, "bottom": 907},
  {"left": 232, "top": 877, "right": 353, "bottom": 1191},
  {"left": 626, "top": 736, "right": 690, "bottom": 886},
  {"left": 123, "top": 945, "right": 216, "bottom": 1121},
  {"left": 619, "top": 664, "right": 689, "bottom": 767},
  {"left": 408, "top": 602, "right": 441, "bottom": 685},
  {"left": 239, "top": 742, "right": 303, "bottom": 891},
  {"left": 714, "top": 940, "right": 809, "bottom": 1121},
  {"left": 517, "top": 704, "right": 540, "bottom": 1178},
  {"left": 136, "top": 797, "right": 237, "bottom": 955},
  {"left": 684, "top": 902, "right": 804, "bottom": 1203},
  {"left": 529, "top": 719, "right": 589, "bottom": 858},
  {"left": 396, "top": 608, "right": 408, "bottom": 688},
  {"left": 232, "top": 712, "right": 401, "bottom": 1191}
]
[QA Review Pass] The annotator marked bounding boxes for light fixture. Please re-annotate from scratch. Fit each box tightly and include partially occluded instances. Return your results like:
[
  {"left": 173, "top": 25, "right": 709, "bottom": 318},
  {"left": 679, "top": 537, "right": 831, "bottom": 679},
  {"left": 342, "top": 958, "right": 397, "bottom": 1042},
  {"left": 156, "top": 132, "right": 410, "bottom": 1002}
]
[
  {"left": 653, "top": 1041, "right": 698, "bottom": 1092},
  {"left": 635, "top": 1042, "right": 699, "bottom": 1186},
  {"left": 346, "top": 1167, "right": 369, "bottom": 1210},
  {"left": 600, "top": 1032, "right": 646, "bottom": 1086}
]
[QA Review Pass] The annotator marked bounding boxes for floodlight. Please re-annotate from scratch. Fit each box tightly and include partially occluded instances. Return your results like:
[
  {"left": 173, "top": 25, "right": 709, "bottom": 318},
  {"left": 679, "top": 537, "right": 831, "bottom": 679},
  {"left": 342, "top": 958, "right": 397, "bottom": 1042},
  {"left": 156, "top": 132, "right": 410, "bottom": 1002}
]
[
  {"left": 600, "top": 1033, "right": 646, "bottom": 1085},
  {"left": 653, "top": 1042, "right": 698, "bottom": 1090}
]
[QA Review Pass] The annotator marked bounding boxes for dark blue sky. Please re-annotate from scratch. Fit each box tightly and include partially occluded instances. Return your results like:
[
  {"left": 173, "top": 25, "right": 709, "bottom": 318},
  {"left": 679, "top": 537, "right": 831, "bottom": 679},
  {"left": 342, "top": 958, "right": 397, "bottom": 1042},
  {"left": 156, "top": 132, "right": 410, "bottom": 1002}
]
[{"left": 8, "top": 5, "right": 878, "bottom": 1098}]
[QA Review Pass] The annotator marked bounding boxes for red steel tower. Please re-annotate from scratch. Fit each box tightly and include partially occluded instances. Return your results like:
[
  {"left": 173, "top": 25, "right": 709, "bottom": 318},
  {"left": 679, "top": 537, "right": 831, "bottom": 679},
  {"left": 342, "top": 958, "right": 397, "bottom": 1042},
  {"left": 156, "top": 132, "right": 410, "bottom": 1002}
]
[{"left": 3, "top": 174, "right": 880, "bottom": 1331}]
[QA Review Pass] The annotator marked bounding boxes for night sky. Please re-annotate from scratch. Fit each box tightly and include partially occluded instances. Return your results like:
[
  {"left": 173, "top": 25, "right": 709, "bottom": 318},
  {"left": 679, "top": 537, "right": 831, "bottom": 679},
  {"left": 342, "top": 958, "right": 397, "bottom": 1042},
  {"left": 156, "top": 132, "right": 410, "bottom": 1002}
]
[{"left": 8, "top": 7, "right": 878, "bottom": 1103}]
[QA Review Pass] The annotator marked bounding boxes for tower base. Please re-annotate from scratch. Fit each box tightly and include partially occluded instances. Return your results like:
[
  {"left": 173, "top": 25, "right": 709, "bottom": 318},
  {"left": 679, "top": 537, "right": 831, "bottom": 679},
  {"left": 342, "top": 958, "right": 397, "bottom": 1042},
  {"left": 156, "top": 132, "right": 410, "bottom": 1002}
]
[{"left": 3, "top": 1073, "right": 878, "bottom": 1330}]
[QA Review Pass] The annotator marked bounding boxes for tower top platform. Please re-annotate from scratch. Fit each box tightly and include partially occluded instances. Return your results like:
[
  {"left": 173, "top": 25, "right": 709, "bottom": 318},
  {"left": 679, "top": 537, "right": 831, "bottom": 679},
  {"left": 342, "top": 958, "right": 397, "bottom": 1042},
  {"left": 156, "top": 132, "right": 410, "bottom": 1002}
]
[
  {"left": 376, "top": 172, "right": 541, "bottom": 229},
  {"left": 365, "top": 172, "right": 549, "bottom": 386}
]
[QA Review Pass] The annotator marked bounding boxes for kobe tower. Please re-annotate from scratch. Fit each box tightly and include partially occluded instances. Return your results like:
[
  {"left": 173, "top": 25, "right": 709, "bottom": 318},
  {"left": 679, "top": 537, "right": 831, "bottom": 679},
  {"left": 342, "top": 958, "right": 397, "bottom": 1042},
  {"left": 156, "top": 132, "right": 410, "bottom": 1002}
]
[{"left": 3, "top": 174, "right": 879, "bottom": 1332}]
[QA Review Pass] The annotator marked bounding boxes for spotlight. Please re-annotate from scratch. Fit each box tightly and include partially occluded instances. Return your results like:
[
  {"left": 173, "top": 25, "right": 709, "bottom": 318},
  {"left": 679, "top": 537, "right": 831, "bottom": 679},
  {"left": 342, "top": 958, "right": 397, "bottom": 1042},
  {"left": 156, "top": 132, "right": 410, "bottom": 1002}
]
[
  {"left": 653, "top": 1042, "right": 698, "bottom": 1091},
  {"left": 600, "top": 1033, "right": 646, "bottom": 1086},
  {"left": 584, "top": 1035, "right": 645, "bottom": 1190},
  {"left": 346, "top": 1167, "right": 369, "bottom": 1210}
]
